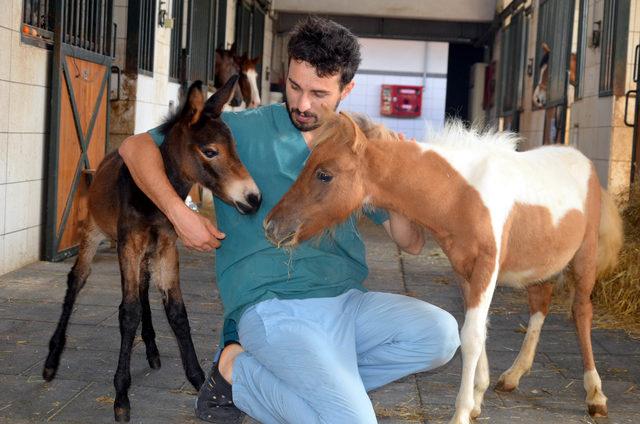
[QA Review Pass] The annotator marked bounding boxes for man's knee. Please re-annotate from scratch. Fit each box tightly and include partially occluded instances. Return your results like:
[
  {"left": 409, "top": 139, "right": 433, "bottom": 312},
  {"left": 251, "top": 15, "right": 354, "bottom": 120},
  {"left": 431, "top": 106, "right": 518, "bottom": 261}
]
[
  {"left": 410, "top": 307, "right": 460, "bottom": 369},
  {"left": 430, "top": 310, "right": 460, "bottom": 367}
]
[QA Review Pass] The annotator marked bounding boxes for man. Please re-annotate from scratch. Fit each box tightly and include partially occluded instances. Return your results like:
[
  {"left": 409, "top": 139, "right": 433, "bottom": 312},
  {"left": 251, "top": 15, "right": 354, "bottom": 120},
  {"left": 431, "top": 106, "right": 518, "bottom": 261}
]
[{"left": 119, "top": 16, "right": 459, "bottom": 424}]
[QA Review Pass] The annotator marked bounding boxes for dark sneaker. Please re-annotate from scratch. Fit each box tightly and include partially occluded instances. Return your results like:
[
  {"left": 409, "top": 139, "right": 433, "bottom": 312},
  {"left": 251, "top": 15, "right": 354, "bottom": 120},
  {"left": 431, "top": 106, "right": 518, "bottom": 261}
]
[{"left": 195, "top": 359, "right": 244, "bottom": 422}]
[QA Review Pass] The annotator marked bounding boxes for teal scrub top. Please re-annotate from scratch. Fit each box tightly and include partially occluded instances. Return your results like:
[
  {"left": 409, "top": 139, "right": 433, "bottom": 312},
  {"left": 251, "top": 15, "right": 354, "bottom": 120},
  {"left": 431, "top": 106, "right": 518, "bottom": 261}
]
[{"left": 148, "top": 103, "right": 388, "bottom": 343}]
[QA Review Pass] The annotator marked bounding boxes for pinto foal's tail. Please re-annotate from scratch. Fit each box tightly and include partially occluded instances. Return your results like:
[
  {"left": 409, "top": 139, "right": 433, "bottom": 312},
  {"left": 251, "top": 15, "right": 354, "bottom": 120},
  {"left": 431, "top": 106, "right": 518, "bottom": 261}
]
[{"left": 596, "top": 188, "right": 623, "bottom": 279}]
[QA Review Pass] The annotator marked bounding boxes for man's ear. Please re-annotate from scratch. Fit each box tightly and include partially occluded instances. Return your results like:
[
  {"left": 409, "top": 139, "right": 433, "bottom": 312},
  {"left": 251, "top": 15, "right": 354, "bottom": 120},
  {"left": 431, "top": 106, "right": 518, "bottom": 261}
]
[{"left": 340, "top": 80, "right": 355, "bottom": 101}]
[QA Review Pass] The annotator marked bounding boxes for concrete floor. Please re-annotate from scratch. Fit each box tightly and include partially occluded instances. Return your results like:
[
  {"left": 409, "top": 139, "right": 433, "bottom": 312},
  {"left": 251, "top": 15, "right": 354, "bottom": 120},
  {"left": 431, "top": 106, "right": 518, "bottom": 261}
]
[{"left": 0, "top": 220, "right": 639, "bottom": 423}]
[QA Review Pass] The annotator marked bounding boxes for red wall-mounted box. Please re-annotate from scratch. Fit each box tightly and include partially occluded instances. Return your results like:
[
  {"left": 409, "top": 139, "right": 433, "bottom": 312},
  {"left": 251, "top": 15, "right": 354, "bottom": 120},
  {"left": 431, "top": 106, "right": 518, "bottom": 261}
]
[{"left": 380, "top": 85, "right": 423, "bottom": 118}]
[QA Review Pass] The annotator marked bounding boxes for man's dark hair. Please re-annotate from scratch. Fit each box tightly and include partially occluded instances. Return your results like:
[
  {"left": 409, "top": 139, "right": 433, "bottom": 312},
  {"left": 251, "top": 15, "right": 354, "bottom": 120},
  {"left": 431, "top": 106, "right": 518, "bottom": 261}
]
[{"left": 287, "top": 16, "right": 361, "bottom": 87}]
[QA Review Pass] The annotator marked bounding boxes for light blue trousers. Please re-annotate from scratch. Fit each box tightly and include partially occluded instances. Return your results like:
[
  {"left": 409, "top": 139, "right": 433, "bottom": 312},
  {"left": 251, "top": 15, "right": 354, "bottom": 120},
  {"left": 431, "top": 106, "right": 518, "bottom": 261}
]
[{"left": 230, "top": 289, "right": 460, "bottom": 424}]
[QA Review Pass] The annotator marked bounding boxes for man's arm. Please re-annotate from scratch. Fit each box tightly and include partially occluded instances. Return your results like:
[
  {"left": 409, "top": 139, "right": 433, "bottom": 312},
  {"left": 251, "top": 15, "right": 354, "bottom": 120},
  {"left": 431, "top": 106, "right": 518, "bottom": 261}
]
[
  {"left": 118, "top": 133, "right": 225, "bottom": 251},
  {"left": 382, "top": 211, "right": 425, "bottom": 255}
]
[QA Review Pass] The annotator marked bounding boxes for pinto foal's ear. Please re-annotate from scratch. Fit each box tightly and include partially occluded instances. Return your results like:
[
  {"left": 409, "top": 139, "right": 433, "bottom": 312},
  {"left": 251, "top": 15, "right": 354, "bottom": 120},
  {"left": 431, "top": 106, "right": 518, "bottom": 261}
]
[
  {"left": 203, "top": 74, "right": 239, "bottom": 118},
  {"left": 181, "top": 80, "right": 206, "bottom": 125},
  {"left": 339, "top": 112, "right": 368, "bottom": 154}
]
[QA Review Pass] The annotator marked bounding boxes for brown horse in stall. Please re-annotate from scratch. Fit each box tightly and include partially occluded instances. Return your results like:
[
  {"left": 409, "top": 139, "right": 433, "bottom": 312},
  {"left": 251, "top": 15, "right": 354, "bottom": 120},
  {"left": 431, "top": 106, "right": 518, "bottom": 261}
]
[
  {"left": 43, "top": 77, "right": 262, "bottom": 422},
  {"left": 264, "top": 112, "right": 623, "bottom": 424},
  {"left": 237, "top": 54, "right": 262, "bottom": 108},
  {"left": 215, "top": 45, "right": 245, "bottom": 107},
  {"left": 215, "top": 44, "right": 261, "bottom": 109}
]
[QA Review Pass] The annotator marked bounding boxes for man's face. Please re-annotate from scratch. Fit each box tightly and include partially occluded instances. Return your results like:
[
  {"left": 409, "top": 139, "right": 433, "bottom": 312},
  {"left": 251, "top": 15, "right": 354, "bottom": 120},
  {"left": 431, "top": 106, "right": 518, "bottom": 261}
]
[{"left": 285, "top": 59, "right": 354, "bottom": 132}]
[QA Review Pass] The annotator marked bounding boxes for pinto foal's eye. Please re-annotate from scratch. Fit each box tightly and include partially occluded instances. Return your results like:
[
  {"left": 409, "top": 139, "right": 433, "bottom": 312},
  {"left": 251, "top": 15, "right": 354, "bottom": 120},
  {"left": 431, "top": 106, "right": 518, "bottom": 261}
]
[
  {"left": 202, "top": 149, "right": 218, "bottom": 159},
  {"left": 316, "top": 170, "right": 333, "bottom": 183}
]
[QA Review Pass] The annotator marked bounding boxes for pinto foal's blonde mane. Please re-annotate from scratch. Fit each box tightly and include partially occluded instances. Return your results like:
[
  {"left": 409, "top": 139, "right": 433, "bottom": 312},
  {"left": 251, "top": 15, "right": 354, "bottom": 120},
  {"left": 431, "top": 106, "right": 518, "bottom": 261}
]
[
  {"left": 312, "top": 112, "right": 403, "bottom": 152},
  {"left": 426, "top": 120, "right": 521, "bottom": 152},
  {"left": 314, "top": 113, "right": 520, "bottom": 155}
]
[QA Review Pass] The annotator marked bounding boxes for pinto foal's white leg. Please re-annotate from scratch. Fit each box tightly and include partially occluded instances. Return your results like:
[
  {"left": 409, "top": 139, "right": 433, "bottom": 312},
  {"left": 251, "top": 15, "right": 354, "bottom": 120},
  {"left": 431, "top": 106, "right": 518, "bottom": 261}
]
[
  {"left": 471, "top": 345, "right": 490, "bottom": 419},
  {"left": 450, "top": 262, "right": 498, "bottom": 424},
  {"left": 496, "top": 312, "right": 545, "bottom": 391}
]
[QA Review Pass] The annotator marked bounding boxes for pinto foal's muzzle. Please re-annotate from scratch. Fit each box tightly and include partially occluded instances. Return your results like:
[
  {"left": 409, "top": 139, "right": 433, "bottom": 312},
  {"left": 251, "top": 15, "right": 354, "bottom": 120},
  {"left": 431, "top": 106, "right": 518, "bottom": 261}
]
[{"left": 262, "top": 210, "right": 302, "bottom": 247}]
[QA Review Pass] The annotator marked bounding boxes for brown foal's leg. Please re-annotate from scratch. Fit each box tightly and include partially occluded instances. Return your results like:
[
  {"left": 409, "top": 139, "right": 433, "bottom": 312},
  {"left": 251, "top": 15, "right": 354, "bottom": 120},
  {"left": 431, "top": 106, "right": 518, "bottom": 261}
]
[
  {"left": 151, "top": 232, "right": 205, "bottom": 390},
  {"left": 139, "top": 259, "right": 161, "bottom": 370},
  {"left": 113, "top": 231, "right": 149, "bottom": 422},
  {"left": 43, "top": 216, "right": 105, "bottom": 381},
  {"left": 496, "top": 281, "right": 554, "bottom": 392}
]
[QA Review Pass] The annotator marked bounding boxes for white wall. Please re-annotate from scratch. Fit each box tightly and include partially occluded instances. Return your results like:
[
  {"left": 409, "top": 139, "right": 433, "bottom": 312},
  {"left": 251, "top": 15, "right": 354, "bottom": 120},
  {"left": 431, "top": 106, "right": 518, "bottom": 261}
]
[
  {"left": 340, "top": 38, "right": 449, "bottom": 140},
  {"left": 568, "top": 0, "right": 637, "bottom": 193},
  {"left": 133, "top": 3, "right": 179, "bottom": 133},
  {"left": 0, "top": 0, "right": 50, "bottom": 275}
]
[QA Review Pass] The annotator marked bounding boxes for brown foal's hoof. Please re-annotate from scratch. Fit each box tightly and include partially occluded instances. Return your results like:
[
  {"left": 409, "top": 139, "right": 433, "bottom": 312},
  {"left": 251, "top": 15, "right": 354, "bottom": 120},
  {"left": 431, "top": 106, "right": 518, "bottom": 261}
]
[
  {"left": 114, "top": 406, "right": 130, "bottom": 422},
  {"left": 494, "top": 380, "right": 516, "bottom": 392},
  {"left": 588, "top": 403, "right": 608, "bottom": 417},
  {"left": 148, "top": 355, "right": 161, "bottom": 370},
  {"left": 42, "top": 367, "right": 56, "bottom": 382}
]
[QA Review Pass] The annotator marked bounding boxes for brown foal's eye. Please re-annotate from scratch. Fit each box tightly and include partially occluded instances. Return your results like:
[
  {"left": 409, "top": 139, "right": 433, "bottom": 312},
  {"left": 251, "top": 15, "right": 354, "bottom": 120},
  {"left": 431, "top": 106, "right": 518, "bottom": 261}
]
[
  {"left": 202, "top": 149, "right": 219, "bottom": 159},
  {"left": 316, "top": 170, "right": 333, "bottom": 183}
]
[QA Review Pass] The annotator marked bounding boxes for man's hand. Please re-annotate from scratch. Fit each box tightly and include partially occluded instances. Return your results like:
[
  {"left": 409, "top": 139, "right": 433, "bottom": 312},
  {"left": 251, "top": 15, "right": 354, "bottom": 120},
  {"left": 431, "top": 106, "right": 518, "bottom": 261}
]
[
  {"left": 167, "top": 200, "right": 226, "bottom": 251},
  {"left": 382, "top": 211, "right": 425, "bottom": 255}
]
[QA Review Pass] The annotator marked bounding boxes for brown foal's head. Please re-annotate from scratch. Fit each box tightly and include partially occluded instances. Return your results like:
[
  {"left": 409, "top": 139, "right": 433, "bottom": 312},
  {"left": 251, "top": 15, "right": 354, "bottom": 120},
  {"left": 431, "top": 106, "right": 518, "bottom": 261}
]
[{"left": 168, "top": 77, "right": 261, "bottom": 214}]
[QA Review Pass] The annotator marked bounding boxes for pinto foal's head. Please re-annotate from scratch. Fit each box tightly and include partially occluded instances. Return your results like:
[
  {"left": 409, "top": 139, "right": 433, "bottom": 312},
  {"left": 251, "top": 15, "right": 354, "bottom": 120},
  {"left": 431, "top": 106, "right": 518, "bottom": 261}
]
[
  {"left": 165, "top": 77, "right": 261, "bottom": 214},
  {"left": 264, "top": 112, "right": 368, "bottom": 246}
]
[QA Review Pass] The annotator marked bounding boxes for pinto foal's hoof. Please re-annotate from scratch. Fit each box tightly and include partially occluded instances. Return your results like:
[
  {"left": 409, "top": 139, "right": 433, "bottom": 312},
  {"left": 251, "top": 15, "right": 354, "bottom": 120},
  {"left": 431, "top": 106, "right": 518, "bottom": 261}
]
[
  {"left": 588, "top": 403, "right": 608, "bottom": 417},
  {"left": 42, "top": 367, "right": 57, "bottom": 382},
  {"left": 470, "top": 407, "right": 482, "bottom": 419},
  {"left": 147, "top": 355, "right": 161, "bottom": 370},
  {"left": 494, "top": 379, "right": 517, "bottom": 392}
]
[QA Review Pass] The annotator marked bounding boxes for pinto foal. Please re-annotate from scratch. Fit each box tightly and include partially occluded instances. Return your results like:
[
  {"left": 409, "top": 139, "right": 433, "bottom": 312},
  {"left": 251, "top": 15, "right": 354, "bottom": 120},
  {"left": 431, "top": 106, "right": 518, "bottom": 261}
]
[
  {"left": 264, "top": 113, "right": 623, "bottom": 424},
  {"left": 43, "top": 77, "right": 261, "bottom": 422}
]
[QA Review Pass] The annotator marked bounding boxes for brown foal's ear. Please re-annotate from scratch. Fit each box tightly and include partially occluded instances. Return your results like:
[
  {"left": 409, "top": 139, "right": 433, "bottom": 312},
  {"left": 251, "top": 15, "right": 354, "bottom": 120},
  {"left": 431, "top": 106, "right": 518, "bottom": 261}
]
[
  {"left": 203, "top": 74, "right": 239, "bottom": 118},
  {"left": 180, "top": 80, "right": 206, "bottom": 125},
  {"left": 339, "top": 112, "right": 368, "bottom": 154}
]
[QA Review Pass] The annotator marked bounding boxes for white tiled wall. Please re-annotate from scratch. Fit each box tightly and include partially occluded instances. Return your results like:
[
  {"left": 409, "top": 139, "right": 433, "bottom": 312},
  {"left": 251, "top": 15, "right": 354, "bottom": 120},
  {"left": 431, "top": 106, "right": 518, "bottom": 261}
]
[
  {"left": 339, "top": 39, "right": 449, "bottom": 141},
  {"left": 568, "top": 0, "right": 638, "bottom": 193},
  {"left": 0, "top": 0, "right": 49, "bottom": 275},
  {"left": 340, "top": 73, "right": 447, "bottom": 140}
]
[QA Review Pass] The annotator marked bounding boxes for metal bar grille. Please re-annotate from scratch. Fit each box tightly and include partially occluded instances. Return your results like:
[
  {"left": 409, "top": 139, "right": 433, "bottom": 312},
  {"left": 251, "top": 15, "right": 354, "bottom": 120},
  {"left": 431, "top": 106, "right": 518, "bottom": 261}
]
[
  {"left": 138, "top": 0, "right": 156, "bottom": 73},
  {"left": 217, "top": 0, "right": 227, "bottom": 48},
  {"left": 251, "top": 4, "right": 265, "bottom": 88},
  {"left": 169, "top": 0, "right": 184, "bottom": 80},
  {"left": 189, "top": 0, "right": 212, "bottom": 82},
  {"left": 207, "top": 0, "right": 219, "bottom": 85},
  {"left": 235, "top": 1, "right": 252, "bottom": 55},
  {"left": 599, "top": 0, "right": 617, "bottom": 96},
  {"left": 499, "top": 11, "right": 525, "bottom": 115},
  {"left": 25, "top": 0, "right": 113, "bottom": 55},
  {"left": 534, "top": 0, "right": 575, "bottom": 108},
  {"left": 575, "top": 0, "right": 588, "bottom": 98}
]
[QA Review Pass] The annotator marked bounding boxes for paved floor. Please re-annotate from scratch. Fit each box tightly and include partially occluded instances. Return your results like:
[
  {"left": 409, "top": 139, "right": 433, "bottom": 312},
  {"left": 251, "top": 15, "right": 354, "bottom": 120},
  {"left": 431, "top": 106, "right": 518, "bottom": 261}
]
[{"left": 1, "top": 220, "right": 639, "bottom": 423}]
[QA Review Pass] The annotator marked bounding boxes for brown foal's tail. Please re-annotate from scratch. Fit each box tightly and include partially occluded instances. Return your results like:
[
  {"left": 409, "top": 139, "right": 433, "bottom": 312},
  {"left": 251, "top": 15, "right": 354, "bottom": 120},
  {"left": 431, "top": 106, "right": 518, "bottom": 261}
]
[
  {"left": 43, "top": 217, "right": 104, "bottom": 381},
  {"left": 596, "top": 188, "right": 623, "bottom": 279}
]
